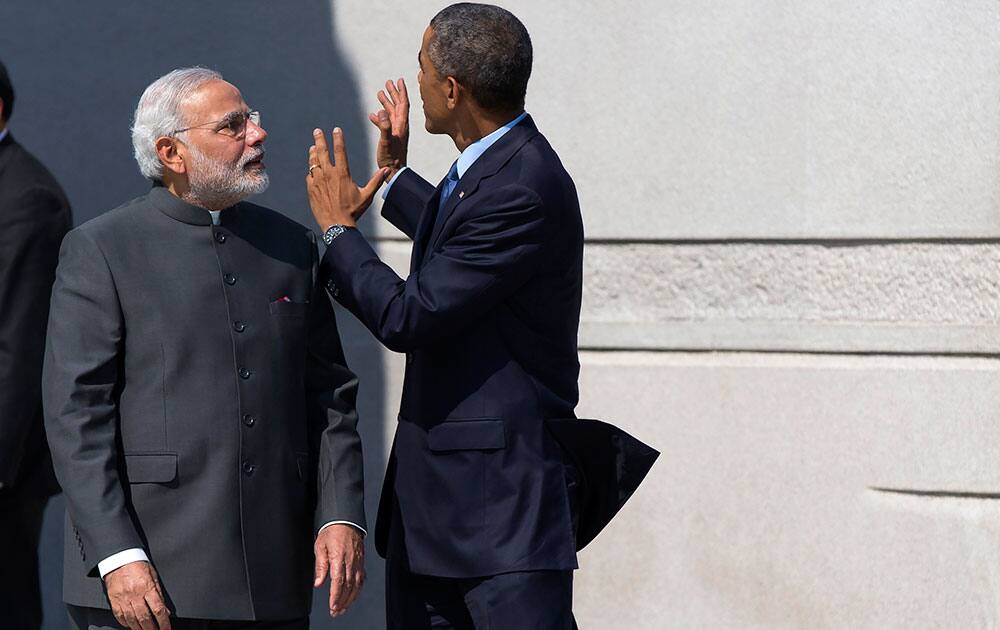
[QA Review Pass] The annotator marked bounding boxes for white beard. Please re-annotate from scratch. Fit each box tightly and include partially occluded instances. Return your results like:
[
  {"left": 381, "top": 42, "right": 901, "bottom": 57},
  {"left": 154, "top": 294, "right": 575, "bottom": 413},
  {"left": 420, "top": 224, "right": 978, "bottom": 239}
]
[{"left": 183, "top": 144, "right": 269, "bottom": 211}]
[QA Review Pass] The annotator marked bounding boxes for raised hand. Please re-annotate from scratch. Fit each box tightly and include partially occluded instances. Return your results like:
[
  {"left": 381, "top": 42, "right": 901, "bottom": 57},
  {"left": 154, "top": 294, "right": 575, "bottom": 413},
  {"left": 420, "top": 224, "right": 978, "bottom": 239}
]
[
  {"left": 104, "top": 561, "right": 172, "bottom": 630},
  {"left": 368, "top": 78, "right": 410, "bottom": 178},
  {"left": 306, "top": 127, "right": 389, "bottom": 230}
]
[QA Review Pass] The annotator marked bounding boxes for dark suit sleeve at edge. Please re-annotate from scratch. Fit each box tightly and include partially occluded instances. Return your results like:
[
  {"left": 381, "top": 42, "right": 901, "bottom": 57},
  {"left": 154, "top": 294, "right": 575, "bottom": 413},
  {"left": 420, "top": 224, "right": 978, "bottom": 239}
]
[
  {"left": 42, "top": 228, "right": 142, "bottom": 575},
  {"left": 0, "top": 187, "right": 68, "bottom": 487},
  {"left": 380, "top": 168, "right": 435, "bottom": 240},
  {"left": 321, "top": 184, "right": 549, "bottom": 353},
  {"left": 307, "top": 243, "right": 366, "bottom": 534}
]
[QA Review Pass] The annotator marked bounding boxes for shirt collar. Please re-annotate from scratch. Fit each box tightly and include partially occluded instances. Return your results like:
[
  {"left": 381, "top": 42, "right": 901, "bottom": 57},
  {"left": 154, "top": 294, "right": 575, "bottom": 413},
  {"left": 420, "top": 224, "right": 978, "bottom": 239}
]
[
  {"left": 455, "top": 111, "right": 528, "bottom": 178},
  {"left": 0, "top": 128, "right": 9, "bottom": 144}
]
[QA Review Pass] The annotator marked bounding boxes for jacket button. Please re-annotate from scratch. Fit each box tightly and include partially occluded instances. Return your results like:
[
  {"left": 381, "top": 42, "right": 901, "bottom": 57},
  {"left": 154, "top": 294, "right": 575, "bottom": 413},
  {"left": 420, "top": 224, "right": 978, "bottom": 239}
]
[
  {"left": 215, "top": 232, "right": 227, "bottom": 244},
  {"left": 242, "top": 414, "right": 255, "bottom": 427},
  {"left": 243, "top": 462, "right": 256, "bottom": 476},
  {"left": 224, "top": 273, "right": 237, "bottom": 285},
  {"left": 233, "top": 321, "right": 246, "bottom": 332},
  {"left": 239, "top": 367, "right": 251, "bottom": 380}
]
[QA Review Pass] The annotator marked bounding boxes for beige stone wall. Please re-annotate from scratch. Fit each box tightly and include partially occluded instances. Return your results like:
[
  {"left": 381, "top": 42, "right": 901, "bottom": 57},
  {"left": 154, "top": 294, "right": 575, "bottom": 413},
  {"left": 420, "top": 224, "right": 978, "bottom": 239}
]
[{"left": 333, "top": 1, "right": 1000, "bottom": 627}]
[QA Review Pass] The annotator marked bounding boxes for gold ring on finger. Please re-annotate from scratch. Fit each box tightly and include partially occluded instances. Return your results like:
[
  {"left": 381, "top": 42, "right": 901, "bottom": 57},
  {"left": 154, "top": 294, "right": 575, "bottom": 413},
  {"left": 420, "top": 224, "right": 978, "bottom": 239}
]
[{"left": 309, "top": 164, "right": 321, "bottom": 176}]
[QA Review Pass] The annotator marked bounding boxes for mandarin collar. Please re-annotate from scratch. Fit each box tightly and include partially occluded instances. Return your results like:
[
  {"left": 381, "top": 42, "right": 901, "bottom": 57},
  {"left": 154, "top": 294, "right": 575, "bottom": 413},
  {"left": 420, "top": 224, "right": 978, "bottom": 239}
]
[{"left": 149, "top": 184, "right": 240, "bottom": 226}]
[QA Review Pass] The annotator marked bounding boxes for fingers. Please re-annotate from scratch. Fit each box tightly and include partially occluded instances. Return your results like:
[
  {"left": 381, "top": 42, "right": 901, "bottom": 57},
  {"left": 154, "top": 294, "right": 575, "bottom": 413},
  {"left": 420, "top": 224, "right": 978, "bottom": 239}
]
[
  {"left": 377, "top": 89, "right": 394, "bottom": 113},
  {"left": 128, "top": 599, "right": 157, "bottom": 630},
  {"left": 306, "top": 146, "right": 322, "bottom": 193},
  {"left": 329, "top": 547, "right": 365, "bottom": 617},
  {"left": 393, "top": 79, "right": 409, "bottom": 127},
  {"left": 312, "top": 129, "right": 333, "bottom": 168},
  {"left": 327, "top": 560, "right": 346, "bottom": 617},
  {"left": 119, "top": 603, "right": 139, "bottom": 630},
  {"left": 361, "top": 168, "right": 390, "bottom": 204},
  {"left": 308, "top": 145, "right": 318, "bottom": 172},
  {"left": 341, "top": 564, "right": 366, "bottom": 612},
  {"left": 111, "top": 605, "right": 131, "bottom": 629},
  {"left": 384, "top": 79, "right": 400, "bottom": 103},
  {"left": 314, "top": 539, "right": 330, "bottom": 588},
  {"left": 369, "top": 110, "right": 392, "bottom": 135},
  {"left": 377, "top": 110, "right": 391, "bottom": 132},
  {"left": 387, "top": 78, "right": 408, "bottom": 106},
  {"left": 146, "top": 588, "right": 172, "bottom": 630},
  {"left": 393, "top": 78, "right": 409, "bottom": 112},
  {"left": 332, "top": 532, "right": 366, "bottom": 617},
  {"left": 329, "top": 564, "right": 361, "bottom": 617},
  {"left": 331, "top": 128, "right": 350, "bottom": 174}
]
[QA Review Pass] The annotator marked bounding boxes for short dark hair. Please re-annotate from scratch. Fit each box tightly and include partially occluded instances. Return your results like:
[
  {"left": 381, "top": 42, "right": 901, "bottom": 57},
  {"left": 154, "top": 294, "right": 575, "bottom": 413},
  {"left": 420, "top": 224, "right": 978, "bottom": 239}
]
[
  {"left": 428, "top": 3, "right": 532, "bottom": 112},
  {"left": 0, "top": 60, "right": 13, "bottom": 122}
]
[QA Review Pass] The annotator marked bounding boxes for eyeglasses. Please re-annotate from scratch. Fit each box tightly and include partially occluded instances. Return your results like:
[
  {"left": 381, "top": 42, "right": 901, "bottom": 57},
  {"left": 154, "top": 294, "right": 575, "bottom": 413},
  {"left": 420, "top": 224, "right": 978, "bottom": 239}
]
[{"left": 172, "top": 110, "right": 261, "bottom": 140}]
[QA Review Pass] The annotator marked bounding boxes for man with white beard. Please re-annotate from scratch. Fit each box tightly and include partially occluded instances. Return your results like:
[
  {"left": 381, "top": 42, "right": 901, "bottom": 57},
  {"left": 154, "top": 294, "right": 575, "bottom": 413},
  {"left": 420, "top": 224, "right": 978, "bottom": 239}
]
[{"left": 43, "top": 68, "right": 368, "bottom": 629}]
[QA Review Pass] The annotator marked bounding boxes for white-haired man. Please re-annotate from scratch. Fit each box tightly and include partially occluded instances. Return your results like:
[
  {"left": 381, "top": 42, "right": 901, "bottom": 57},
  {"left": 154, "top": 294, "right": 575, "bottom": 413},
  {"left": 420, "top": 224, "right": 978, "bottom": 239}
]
[{"left": 43, "top": 67, "right": 367, "bottom": 630}]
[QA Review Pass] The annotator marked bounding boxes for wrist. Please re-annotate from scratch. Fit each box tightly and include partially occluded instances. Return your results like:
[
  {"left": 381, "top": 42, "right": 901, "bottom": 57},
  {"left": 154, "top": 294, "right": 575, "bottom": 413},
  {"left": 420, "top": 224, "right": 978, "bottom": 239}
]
[{"left": 322, "top": 223, "right": 355, "bottom": 246}]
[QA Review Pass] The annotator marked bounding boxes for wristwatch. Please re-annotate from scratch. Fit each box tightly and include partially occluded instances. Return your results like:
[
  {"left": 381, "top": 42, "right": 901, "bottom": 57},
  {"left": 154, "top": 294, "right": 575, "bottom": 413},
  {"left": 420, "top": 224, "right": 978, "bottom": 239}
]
[{"left": 322, "top": 224, "right": 351, "bottom": 245}]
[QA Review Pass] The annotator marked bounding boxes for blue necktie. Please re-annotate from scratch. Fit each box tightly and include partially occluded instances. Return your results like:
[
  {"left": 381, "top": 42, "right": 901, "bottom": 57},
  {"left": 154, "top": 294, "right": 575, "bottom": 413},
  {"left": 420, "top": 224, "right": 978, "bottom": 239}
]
[
  {"left": 430, "top": 161, "right": 460, "bottom": 238},
  {"left": 439, "top": 161, "right": 460, "bottom": 213}
]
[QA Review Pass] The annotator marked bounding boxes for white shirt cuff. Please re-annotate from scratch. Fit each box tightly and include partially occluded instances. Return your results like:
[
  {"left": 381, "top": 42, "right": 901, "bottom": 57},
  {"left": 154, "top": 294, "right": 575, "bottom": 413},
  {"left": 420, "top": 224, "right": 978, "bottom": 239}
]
[
  {"left": 98, "top": 548, "right": 150, "bottom": 578},
  {"left": 380, "top": 166, "right": 409, "bottom": 200},
  {"left": 318, "top": 520, "right": 368, "bottom": 538}
]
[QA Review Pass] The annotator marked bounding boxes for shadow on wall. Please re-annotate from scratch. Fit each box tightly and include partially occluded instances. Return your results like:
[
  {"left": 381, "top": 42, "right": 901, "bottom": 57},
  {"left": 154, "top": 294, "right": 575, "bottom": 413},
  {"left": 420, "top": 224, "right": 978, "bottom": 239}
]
[{"left": 4, "top": 1, "right": 388, "bottom": 627}]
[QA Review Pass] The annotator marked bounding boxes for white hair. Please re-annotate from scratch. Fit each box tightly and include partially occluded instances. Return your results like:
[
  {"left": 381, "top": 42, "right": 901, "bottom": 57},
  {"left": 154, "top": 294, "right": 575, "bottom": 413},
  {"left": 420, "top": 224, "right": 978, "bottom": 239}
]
[{"left": 131, "top": 67, "right": 223, "bottom": 181}]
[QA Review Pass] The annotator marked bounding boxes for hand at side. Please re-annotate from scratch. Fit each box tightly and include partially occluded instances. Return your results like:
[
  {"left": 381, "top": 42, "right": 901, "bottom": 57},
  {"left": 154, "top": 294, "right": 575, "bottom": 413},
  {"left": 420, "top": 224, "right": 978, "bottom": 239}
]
[
  {"left": 314, "top": 523, "right": 366, "bottom": 618},
  {"left": 104, "top": 560, "right": 172, "bottom": 630}
]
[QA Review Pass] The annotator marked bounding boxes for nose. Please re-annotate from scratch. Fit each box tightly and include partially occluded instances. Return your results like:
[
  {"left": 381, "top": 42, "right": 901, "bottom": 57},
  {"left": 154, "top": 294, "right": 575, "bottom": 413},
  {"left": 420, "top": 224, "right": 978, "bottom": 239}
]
[{"left": 246, "top": 118, "right": 267, "bottom": 144}]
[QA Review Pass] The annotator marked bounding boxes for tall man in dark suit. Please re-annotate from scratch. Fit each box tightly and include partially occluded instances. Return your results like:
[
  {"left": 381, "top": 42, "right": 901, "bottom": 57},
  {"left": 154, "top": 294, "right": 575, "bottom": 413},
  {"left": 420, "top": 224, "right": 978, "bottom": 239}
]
[
  {"left": 44, "top": 67, "right": 367, "bottom": 630},
  {"left": 0, "top": 59, "right": 73, "bottom": 630},
  {"left": 305, "top": 4, "right": 584, "bottom": 627}
]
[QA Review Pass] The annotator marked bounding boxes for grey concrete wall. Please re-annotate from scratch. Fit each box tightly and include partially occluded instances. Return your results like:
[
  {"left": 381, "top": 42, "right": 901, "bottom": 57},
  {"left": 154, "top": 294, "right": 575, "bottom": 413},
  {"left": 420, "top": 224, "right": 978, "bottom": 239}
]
[{"left": 6, "top": 0, "right": 999, "bottom": 628}]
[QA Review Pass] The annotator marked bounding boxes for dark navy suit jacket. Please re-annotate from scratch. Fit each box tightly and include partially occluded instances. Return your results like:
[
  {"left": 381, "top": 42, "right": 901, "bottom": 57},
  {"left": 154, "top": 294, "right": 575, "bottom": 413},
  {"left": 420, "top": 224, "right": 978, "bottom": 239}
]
[{"left": 321, "top": 115, "right": 583, "bottom": 577}]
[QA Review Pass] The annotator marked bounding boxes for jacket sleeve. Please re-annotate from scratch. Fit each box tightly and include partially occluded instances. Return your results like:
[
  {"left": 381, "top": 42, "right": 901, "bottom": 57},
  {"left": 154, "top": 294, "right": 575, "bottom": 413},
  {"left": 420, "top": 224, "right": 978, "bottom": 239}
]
[
  {"left": 42, "top": 228, "right": 143, "bottom": 576},
  {"left": 380, "top": 168, "right": 436, "bottom": 240},
  {"left": 321, "top": 184, "right": 550, "bottom": 353},
  {"left": 0, "top": 188, "right": 68, "bottom": 488},
  {"left": 307, "top": 242, "right": 366, "bottom": 534}
]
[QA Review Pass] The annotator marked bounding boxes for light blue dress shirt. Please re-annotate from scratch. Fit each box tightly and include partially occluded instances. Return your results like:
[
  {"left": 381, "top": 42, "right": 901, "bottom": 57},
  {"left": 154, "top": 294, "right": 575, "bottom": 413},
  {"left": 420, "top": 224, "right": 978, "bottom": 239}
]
[{"left": 381, "top": 111, "right": 529, "bottom": 199}]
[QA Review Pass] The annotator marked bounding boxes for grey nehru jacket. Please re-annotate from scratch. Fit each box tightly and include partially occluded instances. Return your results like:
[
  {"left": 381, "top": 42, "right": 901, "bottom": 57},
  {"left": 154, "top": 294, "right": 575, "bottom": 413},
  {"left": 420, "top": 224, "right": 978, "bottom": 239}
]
[{"left": 43, "top": 186, "right": 366, "bottom": 620}]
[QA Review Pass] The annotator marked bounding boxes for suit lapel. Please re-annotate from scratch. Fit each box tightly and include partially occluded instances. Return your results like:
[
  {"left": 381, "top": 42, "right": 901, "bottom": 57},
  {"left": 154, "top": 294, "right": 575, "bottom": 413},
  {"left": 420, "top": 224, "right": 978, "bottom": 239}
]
[
  {"left": 424, "top": 116, "right": 540, "bottom": 258},
  {"left": 0, "top": 133, "right": 17, "bottom": 180},
  {"left": 409, "top": 177, "right": 448, "bottom": 273}
]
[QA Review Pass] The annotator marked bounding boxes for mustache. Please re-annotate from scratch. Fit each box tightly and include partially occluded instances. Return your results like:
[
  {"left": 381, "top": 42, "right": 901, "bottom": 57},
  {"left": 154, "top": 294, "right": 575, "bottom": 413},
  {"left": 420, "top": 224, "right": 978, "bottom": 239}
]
[{"left": 240, "top": 146, "right": 265, "bottom": 167}]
